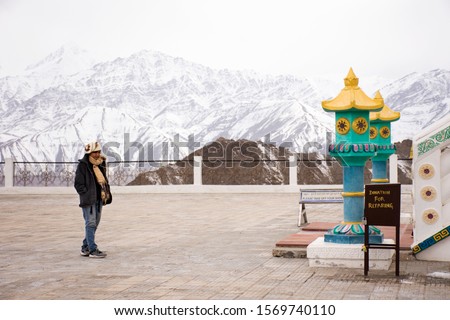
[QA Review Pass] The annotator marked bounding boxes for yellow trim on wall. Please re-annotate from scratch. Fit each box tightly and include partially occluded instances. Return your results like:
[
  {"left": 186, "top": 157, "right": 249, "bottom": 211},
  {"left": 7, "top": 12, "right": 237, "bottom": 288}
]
[
  {"left": 341, "top": 191, "right": 365, "bottom": 197},
  {"left": 371, "top": 178, "right": 389, "bottom": 183},
  {"left": 340, "top": 221, "right": 363, "bottom": 225}
]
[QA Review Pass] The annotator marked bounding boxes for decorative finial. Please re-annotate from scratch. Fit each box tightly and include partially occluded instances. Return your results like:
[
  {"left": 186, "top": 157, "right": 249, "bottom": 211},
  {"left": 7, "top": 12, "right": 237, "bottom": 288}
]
[
  {"left": 344, "top": 67, "right": 359, "bottom": 87},
  {"left": 373, "top": 90, "right": 383, "bottom": 100},
  {"left": 370, "top": 90, "right": 401, "bottom": 122}
]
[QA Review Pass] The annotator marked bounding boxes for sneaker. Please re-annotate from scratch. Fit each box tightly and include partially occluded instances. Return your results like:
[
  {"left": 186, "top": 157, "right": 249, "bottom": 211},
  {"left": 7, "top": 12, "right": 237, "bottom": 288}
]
[
  {"left": 80, "top": 247, "right": 90, "bottom": 257},
  {"left": 89, "top": 249, "right": 107, "bottom": 258}
]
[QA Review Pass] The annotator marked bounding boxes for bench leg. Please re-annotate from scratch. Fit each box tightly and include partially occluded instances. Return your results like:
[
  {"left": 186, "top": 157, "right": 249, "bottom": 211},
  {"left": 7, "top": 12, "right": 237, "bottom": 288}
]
[
  {"left": 302, "top": 203, "right": 308, "bottom": 225},
  {"left": 298, "top": 203, "right": 308, "bottom": 226}
]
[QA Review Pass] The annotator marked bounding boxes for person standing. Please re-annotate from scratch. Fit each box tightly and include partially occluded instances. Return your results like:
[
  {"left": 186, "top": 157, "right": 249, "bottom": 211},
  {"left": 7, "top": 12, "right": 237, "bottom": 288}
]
[{"left": 74, "top": 141, "right": 110, "bottom": 258}]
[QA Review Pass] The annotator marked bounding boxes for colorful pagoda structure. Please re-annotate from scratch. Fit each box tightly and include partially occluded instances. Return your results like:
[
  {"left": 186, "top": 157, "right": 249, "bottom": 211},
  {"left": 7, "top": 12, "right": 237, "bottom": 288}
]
[
  {"left": 370, "top": 91, "right": 401, "bottom": 183},
  {"left": 322, "top": 68, "right": 383, "bottom": 244}
]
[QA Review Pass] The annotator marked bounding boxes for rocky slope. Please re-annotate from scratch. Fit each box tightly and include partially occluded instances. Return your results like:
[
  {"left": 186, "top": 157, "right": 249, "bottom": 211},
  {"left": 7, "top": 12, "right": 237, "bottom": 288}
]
[{"left": 128, "top": 138, "right": 413, "bottom": 185}]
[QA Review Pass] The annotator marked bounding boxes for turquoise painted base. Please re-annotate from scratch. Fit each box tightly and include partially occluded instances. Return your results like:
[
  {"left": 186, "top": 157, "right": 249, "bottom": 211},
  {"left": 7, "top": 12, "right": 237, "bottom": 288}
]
[
  {"left": 324, "top": 233, "right": 383, "bottom": 244},
  {"left": 324, "top": 223, "right": 384, "bottom": 244}
]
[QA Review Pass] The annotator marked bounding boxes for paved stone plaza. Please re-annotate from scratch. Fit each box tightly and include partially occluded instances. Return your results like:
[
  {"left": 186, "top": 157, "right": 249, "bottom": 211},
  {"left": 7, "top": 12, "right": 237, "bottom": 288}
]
[{"left": 0, "top": 192, "right": 449, "bottom": 300}]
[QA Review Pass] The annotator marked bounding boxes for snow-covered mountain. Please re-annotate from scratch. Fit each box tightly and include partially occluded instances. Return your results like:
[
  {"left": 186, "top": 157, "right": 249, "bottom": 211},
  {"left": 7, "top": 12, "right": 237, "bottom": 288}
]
[
  {"left": 380, "top": 69, "right": 450, "bottom": 141},
  {"left": 0, "top": 46, "right": 449, "bottom": 162},
  {"left": 0, "top": 45, "right": 98, "bottom": 113}
]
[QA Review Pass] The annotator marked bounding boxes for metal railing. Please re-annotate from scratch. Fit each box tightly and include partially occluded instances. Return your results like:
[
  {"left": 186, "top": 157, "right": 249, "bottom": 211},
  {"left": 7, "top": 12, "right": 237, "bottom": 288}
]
[
  {"left": 11, "top": 160, "right": 194, "bottom": 187},
  {"left": 13, "top": 162, "right": 78, "bottom": 187},
  {"left": 2, "top": 157, "right": 413, "bottom": 187}
]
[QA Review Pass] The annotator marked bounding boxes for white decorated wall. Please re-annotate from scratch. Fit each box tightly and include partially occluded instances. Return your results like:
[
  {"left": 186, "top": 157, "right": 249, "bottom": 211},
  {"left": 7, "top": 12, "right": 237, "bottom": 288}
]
[{"left": 413, "top": 114, "right": 450, "bottom": 261}]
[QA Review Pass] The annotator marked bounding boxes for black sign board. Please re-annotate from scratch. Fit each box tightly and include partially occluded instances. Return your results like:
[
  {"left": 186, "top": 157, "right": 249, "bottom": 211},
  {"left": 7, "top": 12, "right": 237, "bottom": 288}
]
[
  {"left": 364, "top": 183, "right": 401, "bottom": 227},
  {"left": 364, "top": 183, "right": 401, "bottom": 276}
]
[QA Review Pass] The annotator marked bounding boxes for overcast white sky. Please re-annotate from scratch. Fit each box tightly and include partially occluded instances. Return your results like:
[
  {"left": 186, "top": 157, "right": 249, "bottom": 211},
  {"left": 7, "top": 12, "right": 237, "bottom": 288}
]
[{"left": 1, "top": 0, "right": 450, "bottom": 79}]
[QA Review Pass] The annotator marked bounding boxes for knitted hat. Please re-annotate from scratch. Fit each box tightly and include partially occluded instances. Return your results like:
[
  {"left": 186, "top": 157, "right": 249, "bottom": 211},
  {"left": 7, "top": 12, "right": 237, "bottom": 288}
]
[{"left": 84, "top": 141, "right": 101, "bottom": 154}]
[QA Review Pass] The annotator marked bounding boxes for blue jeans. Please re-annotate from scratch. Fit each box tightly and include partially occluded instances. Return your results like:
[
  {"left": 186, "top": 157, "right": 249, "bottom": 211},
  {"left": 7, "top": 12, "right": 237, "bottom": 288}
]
[{"left": 81, "top": 200, "right": 103, "bottom": 252}]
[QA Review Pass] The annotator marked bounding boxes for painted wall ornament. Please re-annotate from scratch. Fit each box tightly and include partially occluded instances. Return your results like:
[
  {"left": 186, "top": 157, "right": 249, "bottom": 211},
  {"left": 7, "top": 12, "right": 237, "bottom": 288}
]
[
  {"left": 417, "top": 124, "right": 450, "bottom": 156},
  {"left": 412, "top": 226, "right": 450, "bottom": 255},
  {"left": 420, "top": 186, "right": 437, "bottom": 202},
  {"left": 418, "top": 164, "right": 435, "bottom": 180},
  {"left": 422, "top": 208, "right": 439, "bottom": 224},
  {"left": 369, "top": 126, "right": 378, "bottom": 139},
  {"left": 352, "top": 117, "right": 368, "bottom": 134},
  {"left": 379, "top": 126, "right": 391, "bottom": 138},
  {"left": 336, "top": 117, "right": 350, "bottom": 135}
]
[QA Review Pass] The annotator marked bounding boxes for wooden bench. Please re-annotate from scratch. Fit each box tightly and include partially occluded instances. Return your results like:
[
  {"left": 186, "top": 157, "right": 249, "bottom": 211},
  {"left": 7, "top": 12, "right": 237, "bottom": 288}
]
[{"left": 298, "top": 188, "right": 343, "bottom": 226}]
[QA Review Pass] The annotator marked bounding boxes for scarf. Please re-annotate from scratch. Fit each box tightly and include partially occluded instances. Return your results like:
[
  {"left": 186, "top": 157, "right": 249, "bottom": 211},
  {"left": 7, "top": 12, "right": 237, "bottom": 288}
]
[
  {"left": 89, "top": 155, "right": 106, "bottom": 185},
  {"left": 89, "top": 155, "right": 108, "bottom": 203}
]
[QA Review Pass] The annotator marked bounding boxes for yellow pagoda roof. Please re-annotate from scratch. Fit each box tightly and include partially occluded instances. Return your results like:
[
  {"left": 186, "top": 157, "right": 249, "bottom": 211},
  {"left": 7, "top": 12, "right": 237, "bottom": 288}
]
[
  {"left": 322, "top": 68, "right": 383, "bottom": 112},
  {"left": 370, "top": 91, "right": 401, "bottom": 122}
]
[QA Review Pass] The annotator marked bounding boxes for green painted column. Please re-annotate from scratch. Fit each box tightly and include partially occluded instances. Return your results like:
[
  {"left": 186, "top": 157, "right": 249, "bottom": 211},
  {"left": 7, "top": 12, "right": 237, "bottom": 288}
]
[{"left": 370, "top": 91, "right": 401, "bottom": 183}]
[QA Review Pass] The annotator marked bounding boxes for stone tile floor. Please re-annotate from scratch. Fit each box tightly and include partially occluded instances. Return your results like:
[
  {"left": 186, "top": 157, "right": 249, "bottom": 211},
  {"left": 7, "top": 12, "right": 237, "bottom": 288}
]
[{"left": 0, "top": 193, "right": 449, "bottom": 300}]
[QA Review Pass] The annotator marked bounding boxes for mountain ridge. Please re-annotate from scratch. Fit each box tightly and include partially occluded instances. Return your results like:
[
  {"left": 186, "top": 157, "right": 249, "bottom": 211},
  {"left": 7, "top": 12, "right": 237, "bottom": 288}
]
[{"left": 0, "top": 45, "right": 449, "bottom": 162}]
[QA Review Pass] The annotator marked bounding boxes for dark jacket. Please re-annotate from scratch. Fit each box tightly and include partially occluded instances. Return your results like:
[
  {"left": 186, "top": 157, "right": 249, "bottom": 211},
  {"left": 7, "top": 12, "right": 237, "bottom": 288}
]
[{"left": 74, "top": 154, "right": 108, "bottom": 207}]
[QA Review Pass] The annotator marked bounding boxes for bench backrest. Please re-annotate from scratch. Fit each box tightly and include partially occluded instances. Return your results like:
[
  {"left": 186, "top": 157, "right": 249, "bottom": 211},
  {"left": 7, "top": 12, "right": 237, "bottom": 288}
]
[{"left": 299, "top": 189, "right": 343, "bottom": 203}]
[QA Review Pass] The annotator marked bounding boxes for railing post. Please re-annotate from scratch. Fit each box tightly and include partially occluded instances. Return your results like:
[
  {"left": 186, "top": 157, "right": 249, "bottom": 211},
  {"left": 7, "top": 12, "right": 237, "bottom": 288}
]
[
  {"left": 5, "top": 158, "right": 14, "bottom": 187},
  {"left": 389, "top": 154, "right": 398, "bottom": 183},
  {"left": 289, "top": 155, "right": 297, "bottom": 186},
  {"left": 194, "top": 156, "right": 202, "bottom": 185}
]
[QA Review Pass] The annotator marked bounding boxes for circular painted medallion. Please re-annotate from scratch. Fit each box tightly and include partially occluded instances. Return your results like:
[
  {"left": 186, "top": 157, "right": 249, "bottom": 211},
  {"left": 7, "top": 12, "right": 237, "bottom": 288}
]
[
  {"left": 352, "top": 117, "right": 368, "bottom": 134},
  {"left": 369, "top": 126, "right": 378, "bottom": 139},
  {"left": 418, "top": 164, "right": 435, "bottom": 180},
  {"left": 336, "top": 117, "right": 350, "bottom": 135},
  {"left": 420, "top": 186, "right": 437, "bottom": 201},
  {"left": 422, "top": 209, "right": 439, "bottom": 224},
  {"left": 380, "top": 126, "right": 391, "bottom": 139}
]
